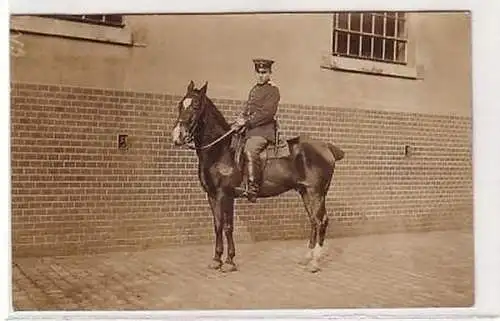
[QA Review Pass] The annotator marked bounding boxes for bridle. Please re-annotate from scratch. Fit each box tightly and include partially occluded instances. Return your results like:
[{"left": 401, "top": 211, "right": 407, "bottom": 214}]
[{"left": 176, "top": 92, "right": 237, "bottom": 151}]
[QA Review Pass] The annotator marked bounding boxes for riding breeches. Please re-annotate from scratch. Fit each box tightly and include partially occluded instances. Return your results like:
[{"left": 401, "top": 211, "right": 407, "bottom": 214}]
[
  {"left": 244, "top": 136, "right": 269, "bottom": 196},
  {"left": 244, "top": 136, "right": 269, "bottom": 159}
]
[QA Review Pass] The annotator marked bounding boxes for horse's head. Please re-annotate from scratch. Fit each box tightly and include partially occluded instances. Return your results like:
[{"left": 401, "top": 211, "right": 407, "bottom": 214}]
[{"left": 171, "top": 80, "right": 208, "bottom": 146}]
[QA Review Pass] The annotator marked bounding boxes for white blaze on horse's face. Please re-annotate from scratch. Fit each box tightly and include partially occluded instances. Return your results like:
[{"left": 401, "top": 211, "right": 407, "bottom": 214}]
[
  {"left": 172, "top": 97, "right": 195, "bottom": 145},
  {"left": 172, "top": 122, "right": 188, "bottom": 146},
  {"left": 182, "top": 97, "right": 193, "bottom": 110}
]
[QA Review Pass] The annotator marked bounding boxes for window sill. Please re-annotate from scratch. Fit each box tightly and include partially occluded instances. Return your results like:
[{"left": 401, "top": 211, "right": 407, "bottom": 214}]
[
  {"left": 10, "top": 16, "right": 139, "bottom": 47},
  {"left": 321, "top": 55, "right": 421, "bottom": 80}
]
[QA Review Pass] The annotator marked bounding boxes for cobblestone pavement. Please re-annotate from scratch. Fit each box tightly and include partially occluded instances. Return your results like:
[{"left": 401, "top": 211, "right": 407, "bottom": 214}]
[{"left": 12, "top": 230, "right": 474, "bottom": 310}]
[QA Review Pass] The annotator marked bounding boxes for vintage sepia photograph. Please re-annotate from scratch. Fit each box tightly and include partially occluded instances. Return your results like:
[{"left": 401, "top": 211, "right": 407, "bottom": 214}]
[{"left": 9, "top": 10, "right": 474, "bottom": 312}]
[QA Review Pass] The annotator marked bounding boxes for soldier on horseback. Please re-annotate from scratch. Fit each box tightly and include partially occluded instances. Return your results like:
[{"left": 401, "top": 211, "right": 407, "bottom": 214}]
[
  {"left": 172, "top": 77, "right": 344, "bottom": 272},
  {"left": 231, "top": 58, "right": 281, "bottom": 203}
]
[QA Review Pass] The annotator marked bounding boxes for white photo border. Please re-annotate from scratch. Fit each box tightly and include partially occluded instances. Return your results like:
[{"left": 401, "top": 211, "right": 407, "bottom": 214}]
[{"left": 3, "top": 0, "right": 500, "bottom": 320}]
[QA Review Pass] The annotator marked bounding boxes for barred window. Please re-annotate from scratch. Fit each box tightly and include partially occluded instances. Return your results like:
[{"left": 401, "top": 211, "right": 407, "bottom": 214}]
[
  {"left": 332, "top": 12, "right": 407, "bottom": 64},
  {"left": 41, "top": 15, "right": 124, "bottom": 28}
]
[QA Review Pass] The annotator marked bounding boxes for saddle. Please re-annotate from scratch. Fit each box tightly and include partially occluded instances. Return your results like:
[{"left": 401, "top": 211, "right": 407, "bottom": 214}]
[{"left": 230, "top": 126, "right": 290, "bottom": 172}]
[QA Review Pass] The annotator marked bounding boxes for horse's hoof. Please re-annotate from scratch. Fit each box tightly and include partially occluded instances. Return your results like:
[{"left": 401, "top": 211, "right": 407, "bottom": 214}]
[
  {"left": 220, "top": 263, "right": 238, "bottom": 273},
  {"left": 305, "top": 263, "right": 321, "bottom": 273},
  {"left": 208, "top": 260, "right": 222, "bottom": 270},
  {"left": 298, "top": 257, "right": 312, "bottom": 266}
]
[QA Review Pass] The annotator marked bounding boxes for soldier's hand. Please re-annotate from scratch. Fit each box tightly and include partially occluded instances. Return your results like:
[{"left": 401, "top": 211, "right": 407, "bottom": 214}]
[
  {"left": 235, "top": 117, "right": 246, "bottom": 127},
  {"left": 230, "top": 122, "right": 242, "bottom": 132},
  {"left": 231, "top": 117, "right": 246, "bottom": 131}
]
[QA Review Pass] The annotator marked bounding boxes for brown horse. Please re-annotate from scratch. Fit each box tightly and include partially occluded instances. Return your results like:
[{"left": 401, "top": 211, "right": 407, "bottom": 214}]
[{"left": 171, "top": 81, "right": 344, "bottom": 273}]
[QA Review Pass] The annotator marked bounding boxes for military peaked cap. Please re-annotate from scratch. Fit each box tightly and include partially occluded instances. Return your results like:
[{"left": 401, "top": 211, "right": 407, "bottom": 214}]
[{"left": 253, "top": 58, "right": 275, "bottom": 72}]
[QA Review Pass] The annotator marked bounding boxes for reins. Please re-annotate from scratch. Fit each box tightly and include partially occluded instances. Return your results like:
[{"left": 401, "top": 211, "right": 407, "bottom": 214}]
[{"left": 186, "top": 126, "right": 237, "bottom": 151}]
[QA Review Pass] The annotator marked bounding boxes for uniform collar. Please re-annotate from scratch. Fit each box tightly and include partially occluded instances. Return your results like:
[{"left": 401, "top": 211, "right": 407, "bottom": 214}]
[{"left": 256, "top": 80, "right": 273, "bottom": 87}]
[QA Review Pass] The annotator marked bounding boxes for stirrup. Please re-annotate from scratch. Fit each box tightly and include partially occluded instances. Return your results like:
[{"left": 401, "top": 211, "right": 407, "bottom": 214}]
[
  {"left": 246, "top": 184, "right": 259, "bottom": 203},
  {"left": 246, "top": 192, "right": 257, "bottom": 203},
  {"left": 233, "top": 186, "right": 257, "bottom": 202},
  {"left": 233, "top": 186, "right": 247, "bottom": 195}
]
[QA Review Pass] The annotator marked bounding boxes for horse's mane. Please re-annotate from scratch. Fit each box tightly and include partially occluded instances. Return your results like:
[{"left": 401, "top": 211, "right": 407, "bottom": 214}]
[{"left": 202, "top": 95, "right": 231, "bottom": 131}]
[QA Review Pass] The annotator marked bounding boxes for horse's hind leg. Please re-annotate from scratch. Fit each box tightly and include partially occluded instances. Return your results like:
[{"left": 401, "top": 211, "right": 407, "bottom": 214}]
[
  {"left": 299, "top": 190, "right": 328, "bottom": 273},
  {"left": 297, "top": 190, "right": 315, "bottom": 266}
]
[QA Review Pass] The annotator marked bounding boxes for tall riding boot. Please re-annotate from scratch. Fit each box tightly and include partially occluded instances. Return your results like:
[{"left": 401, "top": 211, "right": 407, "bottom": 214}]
[{"left": 245, "top": 152, "right": 261, "bottom": 203}]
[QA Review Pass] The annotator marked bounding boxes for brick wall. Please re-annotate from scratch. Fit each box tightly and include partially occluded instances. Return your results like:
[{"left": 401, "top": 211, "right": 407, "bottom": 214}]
[{"left": 11, "top": 82, "right": 473, "bottom": 257}]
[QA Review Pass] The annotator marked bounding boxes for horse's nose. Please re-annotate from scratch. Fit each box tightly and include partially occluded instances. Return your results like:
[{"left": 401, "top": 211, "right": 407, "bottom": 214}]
[{"left": 171, "top": 123, "right": 183, "bottom": 146}]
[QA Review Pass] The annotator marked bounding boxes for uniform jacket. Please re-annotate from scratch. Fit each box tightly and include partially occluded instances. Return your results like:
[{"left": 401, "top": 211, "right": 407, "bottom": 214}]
[{"left": 241, "top": 81, "right": 280, "bottom": 142}]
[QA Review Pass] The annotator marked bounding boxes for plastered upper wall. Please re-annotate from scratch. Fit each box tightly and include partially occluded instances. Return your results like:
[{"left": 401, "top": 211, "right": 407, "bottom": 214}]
[{"left": 10, "top": 12, "right": 472, "bottom": 116}]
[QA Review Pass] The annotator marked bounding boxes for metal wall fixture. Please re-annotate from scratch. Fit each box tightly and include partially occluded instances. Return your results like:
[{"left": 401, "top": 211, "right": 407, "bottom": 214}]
[
  {"left": 118, "top": 134, "right": 128, "bottom": 150},
  {"left": 404, "top": 144, "right": 413, "bottom": 157}
]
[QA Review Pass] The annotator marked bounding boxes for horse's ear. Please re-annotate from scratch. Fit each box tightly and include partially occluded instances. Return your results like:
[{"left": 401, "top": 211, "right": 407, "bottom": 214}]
[
  {"left": 200, "top": 81, "right": 208, "bottom": 96},
  {"left": 187, "top": 80, "right": 195, "bottom": 93}
]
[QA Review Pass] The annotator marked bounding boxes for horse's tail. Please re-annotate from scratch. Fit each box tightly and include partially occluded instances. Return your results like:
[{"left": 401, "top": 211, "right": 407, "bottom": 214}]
[{"left": 327, "top": 143, "right": 345, "bottom": 161}]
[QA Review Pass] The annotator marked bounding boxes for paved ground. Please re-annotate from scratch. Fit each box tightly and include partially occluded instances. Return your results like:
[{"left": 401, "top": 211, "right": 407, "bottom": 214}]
[{"left": 12, "top": 230, "right": 474, "bottom": 311}]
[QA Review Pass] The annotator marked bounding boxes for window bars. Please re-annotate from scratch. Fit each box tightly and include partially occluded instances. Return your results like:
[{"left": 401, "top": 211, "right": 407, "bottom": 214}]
[
  {"left": 42, "top": 15, "right": 124, "bottom": 28},
  {"left": 332, "top": 12, "right": 408, "bottom": 64}
]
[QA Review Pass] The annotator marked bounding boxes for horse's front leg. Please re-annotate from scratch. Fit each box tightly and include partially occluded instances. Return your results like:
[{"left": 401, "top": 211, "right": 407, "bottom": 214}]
[
  {"left": 208, "top": 193, "right": 224, "bottom": 270},
  {"left": 221, "top": 194, "right": 237, "bottom": 273}
]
